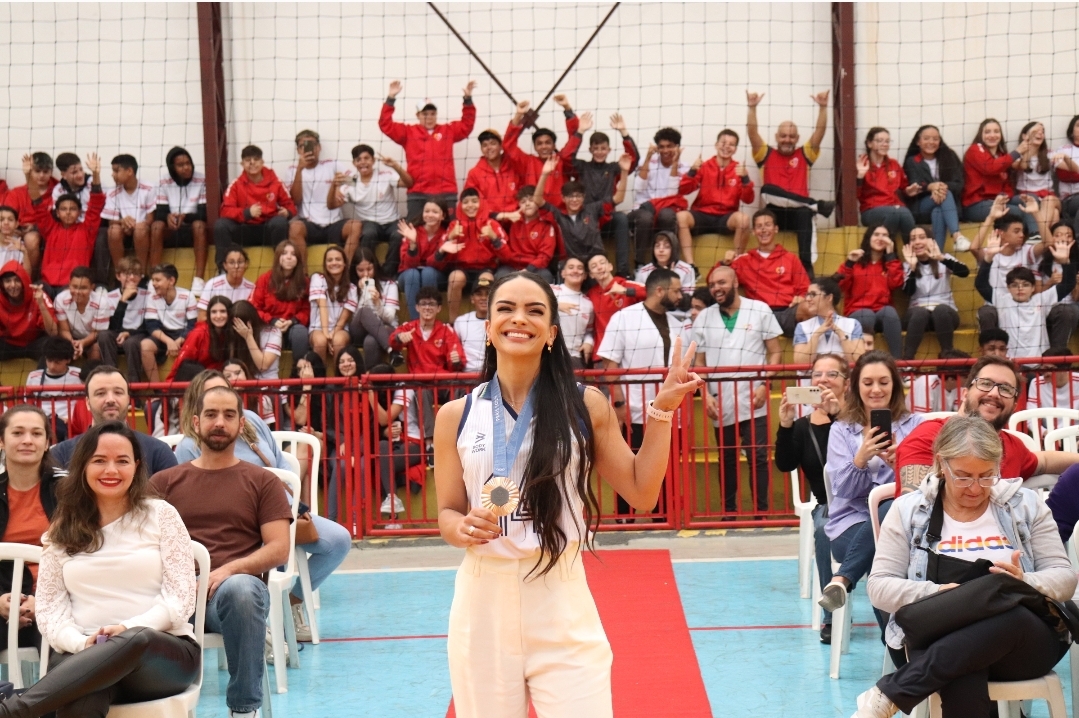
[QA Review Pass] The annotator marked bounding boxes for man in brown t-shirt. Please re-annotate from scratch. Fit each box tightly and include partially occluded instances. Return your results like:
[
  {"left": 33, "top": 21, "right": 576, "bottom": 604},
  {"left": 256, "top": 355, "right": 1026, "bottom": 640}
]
[{"left": 151, "top": 386, "right": 291, "bottom": 718}]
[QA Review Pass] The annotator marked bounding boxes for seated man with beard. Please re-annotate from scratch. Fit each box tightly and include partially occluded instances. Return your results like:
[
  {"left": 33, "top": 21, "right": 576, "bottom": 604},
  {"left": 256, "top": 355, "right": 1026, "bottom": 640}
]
[{"left": 896, "top": 355, "right": 1079, "bottom": 498}]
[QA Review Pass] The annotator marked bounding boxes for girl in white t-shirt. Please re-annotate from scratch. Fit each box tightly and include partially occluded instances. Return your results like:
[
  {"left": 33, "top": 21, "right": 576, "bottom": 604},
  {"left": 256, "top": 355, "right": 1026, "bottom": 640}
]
[
  {"left": 308, "top": 246, "right": 357, "bottom": 362},
  {"left": 348, "top": 247, "right": 400, "bottom": 370},
  {"left": 434, "top": 273, "right": 703, "bottom": 718}
]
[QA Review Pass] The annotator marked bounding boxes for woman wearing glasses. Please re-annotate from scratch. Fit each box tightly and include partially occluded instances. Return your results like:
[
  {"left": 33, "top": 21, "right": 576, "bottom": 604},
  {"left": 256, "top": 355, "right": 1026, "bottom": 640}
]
[
  {"left": 774, "top": 354, "right": 849, "bottom": 644},
  {"left": 852, "top": 415, "right": 1074, "bottom": 718},
  {"left": 793, "top": 279, "right": 865, "bottom": 366}
]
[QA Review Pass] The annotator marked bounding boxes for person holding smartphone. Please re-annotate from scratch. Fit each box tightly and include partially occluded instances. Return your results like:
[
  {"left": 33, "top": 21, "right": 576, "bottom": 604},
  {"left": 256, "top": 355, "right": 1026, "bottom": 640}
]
[
  {"left": 774, "top": 354, "right": 849, "bottom": 644},
  {"left": 820, "top": 351, "right": 922, "bottom": 615}
]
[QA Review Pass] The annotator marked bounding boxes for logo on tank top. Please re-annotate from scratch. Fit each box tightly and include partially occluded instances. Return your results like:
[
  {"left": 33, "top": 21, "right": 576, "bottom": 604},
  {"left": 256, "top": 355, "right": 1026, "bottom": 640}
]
[{"left": 471, "top": 432, "right": 486, "bottom": 454}]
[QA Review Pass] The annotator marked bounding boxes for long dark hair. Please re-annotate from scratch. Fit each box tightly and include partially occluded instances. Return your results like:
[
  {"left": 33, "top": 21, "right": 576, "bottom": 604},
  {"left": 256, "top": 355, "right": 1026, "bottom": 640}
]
[
  {"left": 48, "top": 421, "right": 153, "bottom": 556},
  {"left": 1019, "top": 121, "right": 1050, "bottom": 175},
  {"left": 840, "top": 351, "right": 908, "bottom": 427},
  {"left": 229, "top": 299, "right": 268, "bottom": 373},
  {"left": 650, "top": 230, "right": 681, "bottom": 268},
  {"left": 481, "top": 271, "right": 596, "bottom": 577},
  {"left": 320, "top": 246, "right": 351, "bottom": 304},
  {"left": 268, "top": 239, "right": 307, "bottom": 302},
  {"left": 351, "top": 246, "right": 387, "bottom": 283},
  {"left": 1037, "top": 224, "right": 1079, "bottom": 278},
  {"left": 972, "top": 118, "right": 1007, "bottom": 155},
  {"left": 205, "top": 295, "right": 233, "bottom": 364},
  {"left": 904, "top": 125, "right": 962, "bottom": 182},
  {"left": 857, "top": 224, "right": 891, "bottom": 266},
  {"left": 0, "top": 404, "right": 57, "bottom": 479}
]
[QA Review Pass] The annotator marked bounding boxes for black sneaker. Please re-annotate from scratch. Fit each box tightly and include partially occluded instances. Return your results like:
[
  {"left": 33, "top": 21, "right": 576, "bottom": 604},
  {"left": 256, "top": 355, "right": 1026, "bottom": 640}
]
[
  {"left": 819, "top": 623, "right": 832, "bottom": 644},
  {"left": 389, "top": 351, "right": 405, "bottom": 368},
  {"left": 817, "top": 200, "right": 836, "bottom": 219}
]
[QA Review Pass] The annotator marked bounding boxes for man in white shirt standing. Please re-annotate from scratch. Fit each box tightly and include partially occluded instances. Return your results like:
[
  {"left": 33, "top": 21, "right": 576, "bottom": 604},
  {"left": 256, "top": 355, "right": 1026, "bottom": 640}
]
[
  {"left": 328, "top": 144, "right": 413, "bottom": 277},
  {"left": 453, "top": 278, "right": 490, "bottom": 376},
  {"left": 552, "top": 257, "right": 595, "bottom": 370},
  {"left": 693, "top": 265, "right": 783, "bottom": 516},
  {"left": 630, "top": 127, "right": 690, "bottom": 268},
  {"left": 284, "top": 129, "right": 360, "bottom": 263},
  {"left": 597, "top": 268, "right": 687, "bottom": 520}
]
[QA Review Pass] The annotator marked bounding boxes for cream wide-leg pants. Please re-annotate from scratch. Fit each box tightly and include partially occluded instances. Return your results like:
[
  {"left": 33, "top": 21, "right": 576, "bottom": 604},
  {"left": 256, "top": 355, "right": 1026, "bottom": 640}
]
[{"left": 447, "top": 547, "right": 613, "bottom": 718}]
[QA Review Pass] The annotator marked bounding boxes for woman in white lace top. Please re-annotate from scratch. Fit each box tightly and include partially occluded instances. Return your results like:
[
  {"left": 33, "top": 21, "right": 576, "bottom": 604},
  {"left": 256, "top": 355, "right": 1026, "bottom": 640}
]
[{"left": 0, "top": 421, "right": 200, "bottom": 717}]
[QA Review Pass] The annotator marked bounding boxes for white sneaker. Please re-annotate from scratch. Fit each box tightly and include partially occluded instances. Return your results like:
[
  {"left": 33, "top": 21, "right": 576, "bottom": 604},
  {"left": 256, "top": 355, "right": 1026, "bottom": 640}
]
[
  {"left": 818, "top": 579, "right": 848, "bottom": 612},
  {"left": 393, "top": 495, "right": 405, "bottom": 514},
  {"left": 385, "top": 523, "right": 403, "bottom": 530},
  {"left": 191, "top": 276, "right": 206, "bottom": 295},
  {"left": 953, "top": 234, "right": 971, "bottom": 253},
  {"left": 264, "top": 627, "right": 288, "bottom": 666},
  {"left": 379, "top": 495, "right": 393, "bottom": 514},
  {"left": 291, "top": 603, "right": 312, "bottom": 642},
  {"left": 851, "top": 686, "right": 898, "bottom": 718}
]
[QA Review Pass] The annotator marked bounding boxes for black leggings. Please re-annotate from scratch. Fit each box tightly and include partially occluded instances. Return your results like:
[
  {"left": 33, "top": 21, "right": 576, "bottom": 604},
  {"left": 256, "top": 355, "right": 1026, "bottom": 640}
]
[
  {"left": 877, "top": 606, "right": 1068, "bottom": 718},
  {"left": 0, "top": 627, "right": 200, "bottom": 718}
]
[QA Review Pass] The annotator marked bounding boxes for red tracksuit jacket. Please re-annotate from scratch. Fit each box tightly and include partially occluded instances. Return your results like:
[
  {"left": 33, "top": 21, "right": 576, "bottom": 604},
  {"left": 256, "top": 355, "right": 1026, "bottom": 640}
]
[
  {"left": 585, "top": 277, "right": 644, "bottom": 352},
  {"left": 502, "top": 115, "right": 582, "bottom": 211},
  {"left": 251, "top": 271, "right": 310, "bottom": 326},
  {"left": 434, "top": 210, "right": 506, "bottom": 272},
  {"left": 962, "top": 143, "right": 1019, "bottom": 206},
  {"left": 857, "top": 157, "right": 908, "bottom": 211},
  {"left": 680, "top": 158, "right": 755, "bottom": 214},
  {"left": 494, "top": 216, "right": 556, "bottom": 270},
  {"left": 465, "top": 158, "right": 522, "bottom": 216},
  {"left": 389, "top": 320, "right": 465, "bottom": 374},
  {"left": 219, "top": 169, "right": 297, "bottom": 224},
  {"left": 32, "top": 190, "right": 106, "bottom": 287},
  {"left": 166, "top": 321, "right": 227, "bottom": 381},
  {"left": 730, "top": 245, "right": 810, "bottom": 309},
  {"left": 835, "top": 257, "right": 905, "bottom": 313},
  {"left": 399, "top": 226, "right": 446, "bottom": 272},
  {"left": 380, "top": 99, "right": 476, "bottom": 196},
  {"left": 6, "top": 179, "right": 59, "bottom": 224}
]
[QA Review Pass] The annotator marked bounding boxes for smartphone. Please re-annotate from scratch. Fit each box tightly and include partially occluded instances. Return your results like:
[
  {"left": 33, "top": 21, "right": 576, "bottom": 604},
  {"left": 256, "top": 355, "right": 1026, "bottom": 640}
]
[
  {"left": 786, "top": 386, "right": 822, "bottom": 405},
  {"left": 869, "top": 409, "right": 892, "bottom": 446},
  {"left": 302, "top": 139, "right": 316, "bottom": 154}
]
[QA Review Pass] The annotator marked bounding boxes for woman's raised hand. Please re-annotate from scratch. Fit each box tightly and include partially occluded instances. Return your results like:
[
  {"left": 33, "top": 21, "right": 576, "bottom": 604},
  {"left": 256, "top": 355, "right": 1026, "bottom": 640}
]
[{"left": 653, "top": 337, "right": 704, "bottom": 412}]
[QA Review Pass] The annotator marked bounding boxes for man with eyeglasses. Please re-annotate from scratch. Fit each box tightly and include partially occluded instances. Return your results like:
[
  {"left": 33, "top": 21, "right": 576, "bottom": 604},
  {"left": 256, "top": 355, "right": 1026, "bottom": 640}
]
[{"left": 896, "top": 355, "right": 1079, "bottom": 497}]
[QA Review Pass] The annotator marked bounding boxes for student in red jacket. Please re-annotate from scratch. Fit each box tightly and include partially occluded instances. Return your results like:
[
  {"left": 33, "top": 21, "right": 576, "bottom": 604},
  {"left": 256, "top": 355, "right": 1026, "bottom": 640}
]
[
  {"left": 166, "top": 295, "right": 231, "bottom": 382},
  {"left": 435, "top": 188, "right": 503, "bottom": 321},
  {"left": 728, "top": 209, "right": 811, "bottom": 337},
  {"left": 30, "top": 152, "right": 105, "bottom": 296},
  {"left": 676, "top": 129, "right": 755, "bottom": 259},
  {"left": 856, "top": 127, "right": 919, "bottom": 242},
  {"left": 834, "top": 224, "right": 905, "bottom": 357},
  {"left": 502, "top": 95, "right": 590, "bottom": 211},
  {"left": 5, "top": 152, "right": 56, "bottom": 276},
  {"left": 251, "top": 239, "right": 310, "bottom": 358},
  {"left": 379, "top": 79, "right": 477, "bottom": 222},
  {"left": 963, "top": 118, "right": 1039, "bottom": 237},
  {"left": 398, "top": 200, "right": 449, "bottom": 321},
  {"left": 584, "top": 252, "right": 644, "bottom": 354},
  {"left": 214, "top": 145, "right": 296, "bottom": 271},
  {"left": 0, "top": 260, "right": 57, "bottom": 360},
  {"left": 492, "top": 186, "right": 557, "bottom": 282},
  {"left": 464, "top": 129, "right": 522, "bottom": 219}
]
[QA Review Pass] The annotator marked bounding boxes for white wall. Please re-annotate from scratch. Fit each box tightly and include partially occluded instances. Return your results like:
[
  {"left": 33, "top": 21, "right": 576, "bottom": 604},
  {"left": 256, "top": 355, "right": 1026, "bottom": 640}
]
[
  {"left": 855, "top": 3, "right": 1079, "bottom": 160},
  {"left": 0, "top": 2, "right": 203, "bottom": 189},
  {"left": 222, "top": 2, "right": 835, "bottom": 209}
]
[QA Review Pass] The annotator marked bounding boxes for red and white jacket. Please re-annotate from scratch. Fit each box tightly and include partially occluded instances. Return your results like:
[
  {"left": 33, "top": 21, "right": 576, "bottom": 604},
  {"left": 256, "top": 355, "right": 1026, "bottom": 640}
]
[
  {"left": 730, "top": 245, "right": 810, "bottom": 309},
  {"left": 680, "top": 158, "right": 755, "bottom": 215},
  {"left": 857, "top": 157, "right": 908, "bottom": 211},
  {"left": 962, "top": 143, "right": 1019, "bottom": 206},
  {"left": 379, "top": 99, "right": 476, "bottom": 195}
]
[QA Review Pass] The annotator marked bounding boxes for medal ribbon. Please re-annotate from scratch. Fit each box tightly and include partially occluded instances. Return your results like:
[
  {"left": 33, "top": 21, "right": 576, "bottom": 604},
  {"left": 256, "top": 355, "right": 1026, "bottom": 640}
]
[{"left": 489, "top": 374, "right": 535, "bottom": 480}]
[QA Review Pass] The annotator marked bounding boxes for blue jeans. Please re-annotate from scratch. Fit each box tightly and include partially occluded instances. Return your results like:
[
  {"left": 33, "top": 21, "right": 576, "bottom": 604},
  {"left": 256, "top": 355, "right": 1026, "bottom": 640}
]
[
  {"left": 205, "top": 574, "right": 270, "bottom": 713},
  {"left": 293, "top": 515, "right": 352, "bottom": 599},
  {"left": 812, "top": 503, "right": 833, "bottom": 625},
  {"left": 831, "top": 498, "right": 893, "bottom": 588},
  {"left": 398, "top": 267, "right": 443, "bottom": 320},
  {"left": 964, "top": 197, "right": 1039, "bottom": 237},
  {"left": 912, "top": 192, "right": 960, "bottom": 249},
  {"left": 850, "top": 306, "right": 903, "bottom": 358},
  {"left": 861, "top": 205, "right": 916, "bottom": 242}
]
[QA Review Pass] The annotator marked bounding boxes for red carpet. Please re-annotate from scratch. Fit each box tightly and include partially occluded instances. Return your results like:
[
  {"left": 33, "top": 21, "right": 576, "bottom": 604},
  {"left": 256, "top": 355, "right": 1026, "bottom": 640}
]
[{"left": 448, "top": 549, "right": 711, "bottom": 717}]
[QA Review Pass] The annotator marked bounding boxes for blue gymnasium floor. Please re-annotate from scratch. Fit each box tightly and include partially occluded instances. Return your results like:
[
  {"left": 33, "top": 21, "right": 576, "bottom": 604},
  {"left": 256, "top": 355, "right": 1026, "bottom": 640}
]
[{"left": 193, "top": 558, "right": 1074, "bottom": 718}]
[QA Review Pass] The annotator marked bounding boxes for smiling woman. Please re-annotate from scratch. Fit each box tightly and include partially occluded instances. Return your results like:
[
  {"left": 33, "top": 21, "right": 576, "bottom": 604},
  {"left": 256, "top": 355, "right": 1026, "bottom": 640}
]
[{"left": 433, "top": 270, "right": 703, "bottom": 718}]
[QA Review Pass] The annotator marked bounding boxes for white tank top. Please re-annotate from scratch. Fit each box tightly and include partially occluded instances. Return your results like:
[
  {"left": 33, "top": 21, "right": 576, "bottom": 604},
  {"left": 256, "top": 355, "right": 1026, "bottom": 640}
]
[{"left": 456, "top": 382, "right": 587, "bottom": 559}]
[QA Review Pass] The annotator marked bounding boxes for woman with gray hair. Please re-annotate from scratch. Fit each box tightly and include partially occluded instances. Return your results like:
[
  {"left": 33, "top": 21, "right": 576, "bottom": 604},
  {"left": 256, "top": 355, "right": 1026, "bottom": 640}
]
[{"left": 853, "top": 415, "right": 1076, "bottom": 718}]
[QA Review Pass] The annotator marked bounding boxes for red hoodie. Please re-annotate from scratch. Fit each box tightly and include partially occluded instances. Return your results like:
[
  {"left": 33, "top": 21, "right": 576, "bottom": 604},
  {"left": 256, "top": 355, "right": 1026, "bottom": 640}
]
[
  {"left": 962, "top": 143, "right": 1018, "bottom": 207},
  {"left": 31, "top": 190, "right": 106, "bottom": 287},
  {"left": 5, "top": 179, "right": 59, "bottom": 224},
  {"left": 379, "top": 99, "right": 476, "bottom": 196},
  {"left": 399, "top": 225, "right": 446, "bottom": 272},
  {"left": 835, "top": 256, "right": 905, "bottom": 313},
  {"left": 219, "top": 169, "right": 297, "bottom": 224},
  {"left": 857, "top": 157, "right": 908, "bottom": 211},
  {"left": 0, "top": 261, "right": 55, "bottom": 346},
  {"left": 502, "top": 116, "right": 582, "bottom": 211},
  {"left": 166, "top": 321, "right": 227, "bottom": 381},
  {"left": 730, "top": 244, "right": 810, "bottom": 309},
  {"left": 465, "top": 157, "right": 522, "bottom": 215},
  {"left": 436, "top": 203, "right": 506, "bottom": 272},
  {"left": 494, "top": 215, "right": 556, "bottom": 270},
  {"left": 585, "top": 277, "right": 644, "bottom": 351},
  {"left": 251, "top": 271, "right": 310, "bottom": 326},
  {"left": 389, "top": 320, "right": 465, "bottom": 374},
  {"left": 680, "top": 158, "right": 755, "bottom": 215}
]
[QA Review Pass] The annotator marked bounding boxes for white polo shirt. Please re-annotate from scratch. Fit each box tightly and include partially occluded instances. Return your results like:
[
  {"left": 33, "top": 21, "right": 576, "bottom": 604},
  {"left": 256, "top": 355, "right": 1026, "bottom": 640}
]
[
  {"left": 792, "top": 314, "right": 863, "bottom": 357},
  {"left": 632, "top": 155, "right": 690, "bottom": 209},
  {"left": 156, "top": 172, "right": 207, "bottom": 215},
  {"left": 197, "top": 274, "right": 256, "bottom": 310},
  {"left": 27, "top": 367, "right": 82, "bottom": 422},
  {"left": 308, "top": 273, "right": 358, "bottom": 331},
  {"left": 105, "top": 285, "right": 152, "bottom": 333},
  {"left": 996, "top": 288, "right": 1057, "bottom": 359},
  {"left": 283, "top": 159, "right": 351, "bottom": 226},
  {"left": 1027, "top": 373, "right": 1079, "bottom": 432},
  {"left": 906, "top": 374, "right": 960, "bottom": 414},
  {"left": 988, "top": 246, "right": 1037, "bottom": 295},
  {"left": 145, "top": 288, "right": 198, "bottom": 332},
  {"left": 1054, "top": 143, "right": 1079, "bottom": 198},
  {"left": 339, "top": 167, "right": 399, "bottom": 224},
  {"left": 391, "top": 388, "right": 424, "bottom": 441},
  {"left": 453, "top": 311, "right": 488, "bottom": 373},
  {"left": 551, "top": 284, "right": 595, "bottom": 355},
  {"left": 692, "top": 298, "right": 782, "bottom": 427},
  {"left": 54, "top": 288, "right": 110, "bottom": 339},
  {"left": 596, "top": 303, "right": 688, "bottom": 425},
  {"left": 101, "top": 183, "right": 157, "bottom": 222},
  {"left": 256, "top": 326, "right": 283, "bottom": 380}
]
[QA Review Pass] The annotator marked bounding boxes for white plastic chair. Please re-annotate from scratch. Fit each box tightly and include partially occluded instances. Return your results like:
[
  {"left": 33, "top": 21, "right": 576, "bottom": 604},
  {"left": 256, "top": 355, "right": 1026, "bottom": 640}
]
[
  {"left": 275, "top": 449, "right": 320, "bottom": 644},
  {"left": 927, "top": 673, "right": 1067, "bottom": 718},
  {"left": 1008, "top": 408, "right": 1079, "bottom": 450},
  {"left": 159, "top": 434, "right": 185, "bottom": 450},
  {"left": 790, "top": 467, "right": 817, "bottom": 599},
  {"left": 819, "top": 469, "right": 855, "bottom": 679},
  {"left": 266, "top": 467, "right": 302, "bottom": 693},
  {"left": 920, "top": 411, "right": 958, "bottom": 421},
  {"left": 106, "top": 541, "right": 210, "bottom": 718},
  {"left": 0, "top": 544, "right": 45, "bottom": 689},
  {"left": 273, "top": 430, "right": 324, "bottom": 622},
  {"left": 868, "top": 483, "right": 898, "bottom": 677},
  {"left": 1044, "top": 425, "right": 1079, "bottom": 453}
]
